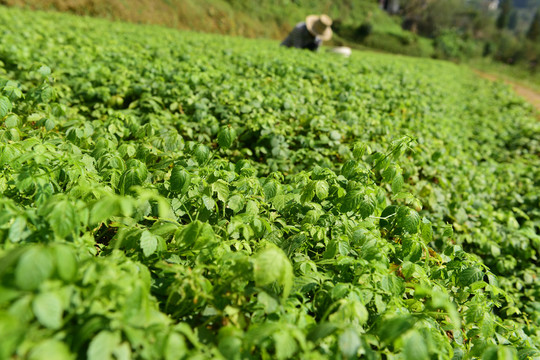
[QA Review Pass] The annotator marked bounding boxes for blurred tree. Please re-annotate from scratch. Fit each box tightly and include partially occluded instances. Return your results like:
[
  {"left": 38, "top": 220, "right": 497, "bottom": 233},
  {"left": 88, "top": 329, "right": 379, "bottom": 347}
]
[
  {"left": 527, "top": 9, "right": 540, "bottom": 41},
  {"left": 496, "top": 0, "right": 512, "bottom": 29},
  {"left": 508, "top": 10, "right": 519, "bottom": 30}
]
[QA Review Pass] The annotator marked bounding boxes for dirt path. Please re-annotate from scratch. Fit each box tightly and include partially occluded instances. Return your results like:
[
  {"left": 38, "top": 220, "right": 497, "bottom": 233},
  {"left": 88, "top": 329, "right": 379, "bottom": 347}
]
[{"left": 474, "top": 70, "right": 540, "bottom": 112}]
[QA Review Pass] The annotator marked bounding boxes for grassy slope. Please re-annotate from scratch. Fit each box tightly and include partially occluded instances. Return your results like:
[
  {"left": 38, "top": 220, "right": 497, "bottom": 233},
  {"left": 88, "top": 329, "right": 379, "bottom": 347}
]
[{"left": 0, "top": 0, "right": 408, "bottom": 42}]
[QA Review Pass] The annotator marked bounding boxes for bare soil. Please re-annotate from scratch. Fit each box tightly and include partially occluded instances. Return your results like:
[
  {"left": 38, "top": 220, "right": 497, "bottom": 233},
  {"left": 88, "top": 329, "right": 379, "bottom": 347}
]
[{"left": 475, "top": 70, "right": 540, "bottom": 112}]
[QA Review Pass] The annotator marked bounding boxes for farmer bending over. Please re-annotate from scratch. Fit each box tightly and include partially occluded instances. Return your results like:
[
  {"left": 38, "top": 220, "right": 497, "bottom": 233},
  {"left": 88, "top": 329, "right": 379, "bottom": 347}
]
[{"left": 281, "top": 14, "right": 333, "bottom": 51}]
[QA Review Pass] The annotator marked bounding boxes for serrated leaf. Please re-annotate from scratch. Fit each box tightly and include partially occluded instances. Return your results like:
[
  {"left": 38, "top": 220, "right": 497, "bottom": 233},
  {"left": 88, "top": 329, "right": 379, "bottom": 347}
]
[
  {"left": 170, "top": 166, "right": 191, "bottom": 194},
  {"left": 341, "top": 160, "right": 357, "bottom": 179},
  {"left": 341, "top": 189, "right": 362, "bottom": 213},
  {"left": 392, "top": 173, "right": 404, "bottom": 193},
  {"left": 314, "top": 180, "right": 329, "bottom": 200},
  {"left": 382, "top": 165, "right": 396, "bottom": 182},
  {"left": 420, "top": 218, "right": 433, "bottom": 243},
  {"left": 397, "top": 207, "right": 420, "bottom": 234},
  {"left": 263, "top": 179, "right": 279, "bottom": 200},
  {"left": 218, "top": 126, "right": 236, "bottom": 149},
  {"left": 300, "top": 181, "right": 315, "bottom": 204},
  {"left": 194, "top": 144, "right": 210, "bottom": 164},
  {"left": 457, "top": 267, "right": 484, "bottom": 287},
  {"left": 140, "top": 230, "right": 158, "bottom": 257},
  {"left": 358, "top": 195, "right": 376, "bottom": 219},
  {"left": 481, "top": 312, "right": 494, "bottom": 339},
  {"left": 379, "top": 205, "right": 398, "bottom": 230},
  {"left": 32, "top": 292, "right": 63, "bottom": 329},
  {"left": 381, "top": 274, "right": 404, "bottom": 295},
  {"left": 212, "top": 179, "right": 230, "bottom": 202},
  {"left": 0, "top": 96, "right": 12, "bottom": 118},
  {"left": 3, "top": 84, "right": 23, "bottom": 101}
]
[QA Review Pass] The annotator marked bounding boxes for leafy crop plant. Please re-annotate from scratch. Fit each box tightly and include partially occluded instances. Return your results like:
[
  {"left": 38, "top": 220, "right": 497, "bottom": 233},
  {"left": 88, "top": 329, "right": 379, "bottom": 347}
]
[{"left": 0, "top": 5, "right": 538, "bottom": 360}]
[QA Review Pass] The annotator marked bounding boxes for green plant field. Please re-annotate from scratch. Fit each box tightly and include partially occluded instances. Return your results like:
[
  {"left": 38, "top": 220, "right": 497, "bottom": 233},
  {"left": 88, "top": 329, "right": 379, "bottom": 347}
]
[{"left": 0, "top": 6, "right": 539, "bottom": 360}]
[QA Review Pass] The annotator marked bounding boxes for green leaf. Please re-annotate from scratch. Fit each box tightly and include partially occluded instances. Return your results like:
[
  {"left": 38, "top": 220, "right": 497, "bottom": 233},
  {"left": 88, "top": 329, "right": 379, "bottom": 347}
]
[
  {"left": 457, "top": 267, "right": 484, "bottom": 287},
  {"left": 212, "top": 179, "right": 230, "bottom": 202},
  {"left": 403, "top": 331, "right": 429, "bottom": 360},
  {"left": 381, "top": 274, "right": 405, "bottom": 295},
  {"left": 314, "top": 180, "right": 329, "bottom": 200},
  {"left": 339, "top": 328, "right": 361, "bottom": 359},
  {"left": 274, "top": 331, "right": 297, "bottom": 360},
  {"left": 227, "top": 194, "right": 245, "bottom": 213},
  {"left": 8, "top": 216, "right": 28, "bottom": 243},
  {"left": 218, "top": 335, "right": 241, "bottom": 360},
  {"left": 28, "top": 339, "right": 72, "bottom": 360},
  {"left": 379, "top": 205, "right": 398, "bottom": 230},
  {"left": 52, "top": 245, "right": 77, "bottom": 282},
  {"left": 140, "top": 230, "right": 158, "bottom": 257},
  {"left": 37, "top": 65, "right": 51, "bottom": 76},
  {"left": 90, "top": 196, "right": 132, "bottom": 225},
  {"left": 307, "top": 323, "right": 338, "bottom": 342},
  {"left": 15, "top": 247, "right": 54, "bottom": 290},
  {"left": 202, "top": 195, "right": 215, "bottom": 211},
  {"left": 397, "top": 207, "right": 420, "bottom": 234},
  {"left": 194, "top": 144, "right": 210, "bottom": 164},
  {"left": 0, "top": 96, "right": 12, "bottom": 118},
  {"left": 382, "top": 165, "right": 397, "bottom": 182},
  {"left": 257, "top": 291, "right": 279, "bottom": 313},
  {"left": 48, "top": 200, "right": 79, "bottom": 238},
  {"left": 253, "top": 246, "right": 293, "bottom": 299},
  {"left": 378, "top": 316, "right": 415, "bottom": 345},
  {"left": 170, "top": 167, "right": 191, "bottom": 194},
  {"left": 3, "top": 83, "right": 23, "bottom": 101},
  {"left": 32, "top": 292, "right": 63, "bottom": 329},
  {"left": 420, "top": 218, "right": 433, "bottom": 243},
  {"left": 358, "top": 195, "right": 376, "bottom": 219},
  {"left": 165, "top": 333, "right": 187, "bottom": 360},
  {"left": 119, "top": 168, "right": 144, "bottom": 195},
  {"left": 263, "top": 180, "right": 279, "bottom": 200},
  {"left": 4, "top": 114, "right": 19, "bottom": 128},
  {"left": 300, "top": 182, "right": 315, "bottom": 204},
  {"left": 175, "top": 220, "right": 215, "bottom": 251},
  {"left": 341, "top": 189, "right": 362, "bottom": 213},
  {"left": 481, "top": 312, "right": 494, "bottom": 339},
  {"left": 87, "top": 331, "right": 120, "bottom": 360},
  {"left": 218, "top": 126, "right": 236, "bottom": 149},
  {"left": 392, "top": 173, "right": 404, "bottom": 193}
]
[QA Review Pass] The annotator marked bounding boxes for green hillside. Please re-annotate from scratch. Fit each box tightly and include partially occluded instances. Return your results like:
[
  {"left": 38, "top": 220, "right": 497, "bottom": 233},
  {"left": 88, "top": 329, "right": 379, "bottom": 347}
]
[
  {"left": 0, "top": 5, "right": 539, "bottom": 360},
  {"left": 0, "top": 0, "right": 392, "bottom": 39}
]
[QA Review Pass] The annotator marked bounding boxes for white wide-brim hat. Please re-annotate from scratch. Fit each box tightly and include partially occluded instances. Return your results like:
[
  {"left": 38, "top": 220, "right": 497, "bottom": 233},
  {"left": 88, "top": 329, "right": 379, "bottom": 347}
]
[{"left": 306, "top": 14, "right": 333, "bottom": 41}]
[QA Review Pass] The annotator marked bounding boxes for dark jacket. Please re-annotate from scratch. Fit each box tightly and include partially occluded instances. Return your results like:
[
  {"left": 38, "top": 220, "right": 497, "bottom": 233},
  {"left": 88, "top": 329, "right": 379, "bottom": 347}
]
[{"left": 280, "top": 22, "right": 322, "bottom": 51}]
